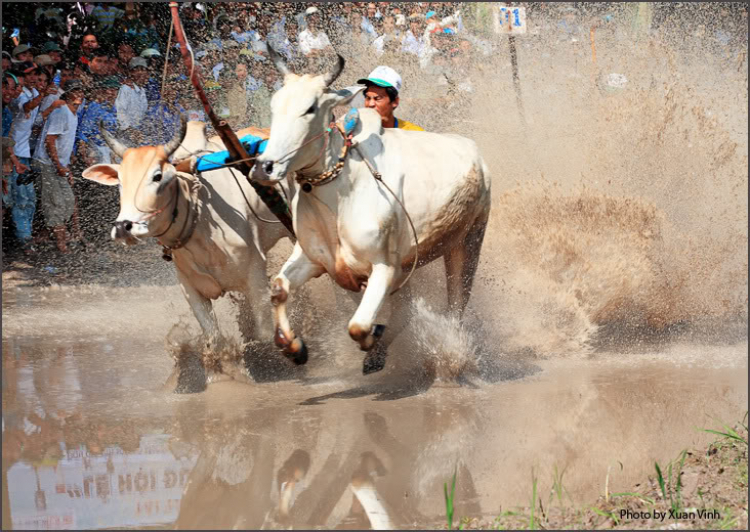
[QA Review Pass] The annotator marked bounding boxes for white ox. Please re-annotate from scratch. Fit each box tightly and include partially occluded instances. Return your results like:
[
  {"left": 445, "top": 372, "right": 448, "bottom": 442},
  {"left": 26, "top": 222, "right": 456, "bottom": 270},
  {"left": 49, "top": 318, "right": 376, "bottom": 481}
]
[
  {"left": 82, "top": 117, "right": 294, "bottom": 379},
  {"left": 253, "top": 50, "right": 491, "bottom": 374}
]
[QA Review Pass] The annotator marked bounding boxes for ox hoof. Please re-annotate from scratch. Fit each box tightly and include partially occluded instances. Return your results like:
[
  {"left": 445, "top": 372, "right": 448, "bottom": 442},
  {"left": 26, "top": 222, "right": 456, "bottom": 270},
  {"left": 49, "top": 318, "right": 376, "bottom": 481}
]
[
  {"left": 284, "top": 338, "right": 308, "bottom": 366},
  {"left": 363, "top": 345, "right": 387, "bottom": 375},
  {"left": 173, "top": 355, "right": 207, "bottom": 394}
]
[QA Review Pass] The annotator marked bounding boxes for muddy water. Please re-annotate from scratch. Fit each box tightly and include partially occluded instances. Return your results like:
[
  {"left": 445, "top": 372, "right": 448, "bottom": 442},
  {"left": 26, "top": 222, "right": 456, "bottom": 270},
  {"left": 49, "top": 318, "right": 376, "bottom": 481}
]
[{"left": 2, "top": 286, "right": 747, "bottom": 530}]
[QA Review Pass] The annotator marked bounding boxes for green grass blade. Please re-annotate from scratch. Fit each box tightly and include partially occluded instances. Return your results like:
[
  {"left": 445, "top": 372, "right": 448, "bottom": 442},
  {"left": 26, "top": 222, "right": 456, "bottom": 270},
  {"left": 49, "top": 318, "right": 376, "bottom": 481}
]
[
  {"left": 444, "top": 467, "right": 457, "bottom": 530},
  {"left": 702, "top": 428, "right": 748, "bottom": 445},
  {"left": 529, "top": 475, "right": 538, "bottom": 531},
  {"left": 655, "top": 461, "right": 667, "bottom": 502},
  {"left": 675, "top": 450, "right": 687, "bottom": 510}
]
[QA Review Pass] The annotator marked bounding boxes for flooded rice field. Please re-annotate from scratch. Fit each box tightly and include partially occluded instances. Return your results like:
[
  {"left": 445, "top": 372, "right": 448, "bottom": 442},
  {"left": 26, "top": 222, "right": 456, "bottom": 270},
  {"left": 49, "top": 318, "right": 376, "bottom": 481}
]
[
  {"left": 2, "top": 2, "right": 748, "bottom": 530},
  {"left": 1, "top": 283, "right": 747, "bottom": 529}
]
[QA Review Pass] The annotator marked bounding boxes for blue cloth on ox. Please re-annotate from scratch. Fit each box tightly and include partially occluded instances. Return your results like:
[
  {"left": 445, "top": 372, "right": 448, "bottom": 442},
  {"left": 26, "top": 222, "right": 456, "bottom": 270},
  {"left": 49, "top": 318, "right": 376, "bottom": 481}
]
[
  {"left": 344, "top": 107, "right": 360, "bottom": 136},
  {"left": 195, "top": 134, "right": 268, "bottom": 172}
]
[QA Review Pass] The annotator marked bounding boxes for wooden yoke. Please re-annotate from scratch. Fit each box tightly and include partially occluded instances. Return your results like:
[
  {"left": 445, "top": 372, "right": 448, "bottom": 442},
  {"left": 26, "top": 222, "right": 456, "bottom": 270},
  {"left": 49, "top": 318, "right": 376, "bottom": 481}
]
[{"left": 168, "top": 2, "right": 295, "bottom": 237}]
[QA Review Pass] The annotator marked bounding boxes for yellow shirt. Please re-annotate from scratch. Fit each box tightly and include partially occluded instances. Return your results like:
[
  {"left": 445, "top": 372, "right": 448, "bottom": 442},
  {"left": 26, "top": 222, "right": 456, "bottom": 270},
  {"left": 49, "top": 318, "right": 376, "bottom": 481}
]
[{"left": 394, "top": 117, "right": 424, "bottom": 131}]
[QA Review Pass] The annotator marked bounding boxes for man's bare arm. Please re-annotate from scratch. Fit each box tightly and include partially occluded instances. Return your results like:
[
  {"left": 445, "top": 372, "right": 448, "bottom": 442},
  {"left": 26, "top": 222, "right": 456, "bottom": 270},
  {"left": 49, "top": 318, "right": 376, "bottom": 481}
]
[
  {"left": 45, "top": 134, "right": 67, "bottom": 175},
  {"left": 42, "top": 99, "right": 66, "bottom": 120}
]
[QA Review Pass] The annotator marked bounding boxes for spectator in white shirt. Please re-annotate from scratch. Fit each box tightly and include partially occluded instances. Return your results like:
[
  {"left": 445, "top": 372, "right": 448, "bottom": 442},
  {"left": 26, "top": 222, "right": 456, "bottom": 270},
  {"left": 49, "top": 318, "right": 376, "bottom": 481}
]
[
  {"left": 402, "top": 13, "right": 430, "bottom": 58},
  {"left": 32, "top": 80, "right": 84, "bottom": 254},
  {"left": 10, "top": 68, "right": 53, "bottom": 161},
  {"left": 298, "top": 7, "right": 332, "bottom": 57},
  {"left": 362, "top": 3, "right": 380, "bottom": 38},
  {"left": 115, "top": 57, "right": 149, "bottom": 138},
  {"left": 373, "top": 15, "right": 403, "bottom": 56}
]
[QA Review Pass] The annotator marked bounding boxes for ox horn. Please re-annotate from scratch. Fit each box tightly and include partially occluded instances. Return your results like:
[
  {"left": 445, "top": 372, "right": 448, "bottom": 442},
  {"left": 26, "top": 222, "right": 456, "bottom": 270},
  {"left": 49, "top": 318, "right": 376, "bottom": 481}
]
[
  {"left": 322, "top": 54, "right": 346, "bottom": 88},
  {"left": 100, "top": 121, "right": 128, "bottom": 158},
  {"left": 163, "top": 114, "right": 188, "bottom": 157},
  {"left": 268, "top": 45, "right": 292, "bottom": 78}
]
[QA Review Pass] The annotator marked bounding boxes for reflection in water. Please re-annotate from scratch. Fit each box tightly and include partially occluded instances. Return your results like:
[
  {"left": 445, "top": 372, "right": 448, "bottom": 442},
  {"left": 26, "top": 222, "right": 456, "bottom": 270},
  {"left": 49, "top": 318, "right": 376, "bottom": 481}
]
[
  {"left": 6, "top": 435, "right": 198, "bottom": 530},
  {"left": 2, "top": 331, "right": 747, "bottom": 529}
]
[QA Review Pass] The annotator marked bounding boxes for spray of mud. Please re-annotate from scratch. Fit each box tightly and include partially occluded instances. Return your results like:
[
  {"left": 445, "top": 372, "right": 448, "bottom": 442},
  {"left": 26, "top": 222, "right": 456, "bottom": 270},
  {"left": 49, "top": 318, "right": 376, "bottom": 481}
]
[
  {"left": 185, "top": 4, "right": 748, "bottom": 379},
  {"left": 5, "top": 4, "right": 745, "bottom": 385},
  {"left": 386, "top": 4, "right": 749, "bottom": 365}
]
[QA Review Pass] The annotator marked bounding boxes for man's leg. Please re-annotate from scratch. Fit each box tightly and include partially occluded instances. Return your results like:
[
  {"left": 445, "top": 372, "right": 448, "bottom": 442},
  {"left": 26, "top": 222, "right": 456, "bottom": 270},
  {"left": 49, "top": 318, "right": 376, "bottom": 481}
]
[
  {"left": 40, "top": 163, "right": 69, "bottom": 254},
  {"left": 12, "top": 159, "right": 37, "bottom": 252},
  {"left": 54, "top": 225, "right": 68, "bottom": 253}
]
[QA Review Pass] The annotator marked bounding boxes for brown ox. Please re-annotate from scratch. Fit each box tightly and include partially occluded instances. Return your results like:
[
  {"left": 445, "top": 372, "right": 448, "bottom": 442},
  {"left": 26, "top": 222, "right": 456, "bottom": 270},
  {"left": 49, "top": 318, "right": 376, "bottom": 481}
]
[{"left": 82, "top": 118, "right": 295, "bottom": 390}]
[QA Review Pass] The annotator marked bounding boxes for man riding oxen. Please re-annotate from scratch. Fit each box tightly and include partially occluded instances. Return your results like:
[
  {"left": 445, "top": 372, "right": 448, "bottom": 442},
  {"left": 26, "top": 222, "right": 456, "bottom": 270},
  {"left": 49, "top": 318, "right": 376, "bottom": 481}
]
[
  {"left": 253, "top": 48, "right": 492, "bottom": 375},
  {"left": 82, "top": 117, "right": 295, "bottom": 391}
]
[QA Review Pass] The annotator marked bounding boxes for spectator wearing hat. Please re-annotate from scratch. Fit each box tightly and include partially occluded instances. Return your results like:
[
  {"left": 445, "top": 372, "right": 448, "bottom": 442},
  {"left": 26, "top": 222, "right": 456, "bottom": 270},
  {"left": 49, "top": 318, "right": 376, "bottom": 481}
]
[
  {"left": 2, "top": 52, "right": 12, "bottom": 71},
  {"left": 140, "top": 48, "right": 162, "bottom": 60},
  {"left": 77, "top": 76, "right": 119, "bottom": 166},
  {"left": 41, "top": 42, "right": 64, "bottom": 66},
  {"left": 34, "top": 55, "right": 58, "bottom": 83},
  {"left": 298, "top": 6, "right": 333, "bottom": 57},
  {"left": 115, "top": 56, "right": 149, "bottom": 139},
  {"left": 32, "top": 79, "right": 85, "bottom": 254},
  {"left": 357, "top": 66, "right": 424, "bottom": 131},
  {"left": 12, "top": 45, "right": 35, "bottom": 64}
]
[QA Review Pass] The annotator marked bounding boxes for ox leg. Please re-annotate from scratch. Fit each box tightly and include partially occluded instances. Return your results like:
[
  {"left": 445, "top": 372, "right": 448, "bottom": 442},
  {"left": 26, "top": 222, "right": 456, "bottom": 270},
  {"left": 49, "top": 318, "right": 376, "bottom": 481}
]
[
  {"left": 348, "top": 264, "right": 396, "bottom": 373},
  {"left": 361, "top": 282, "right": 414, "bottom": 375},
  {"left": 239, "top": 253, "right": 275, "bottom": 343},
  {"left": 272, "top": 243, "right": 325, "bottom": 365},
  {"left": 177, "top": 270, "right": 220, "bottom": 347},
  {"left": 444, "top": 215, "right": 488, "bottom": 317}
]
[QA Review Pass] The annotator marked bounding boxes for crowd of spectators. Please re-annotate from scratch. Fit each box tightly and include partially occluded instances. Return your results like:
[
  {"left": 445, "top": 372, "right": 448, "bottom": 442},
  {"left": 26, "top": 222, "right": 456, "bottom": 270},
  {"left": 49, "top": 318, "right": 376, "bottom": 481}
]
[
  {"left": 2, "top": 2, "right": 746, "bottom": 258},
  {"left": 1, "top": 1, "right": 490, "bottom": 257}
]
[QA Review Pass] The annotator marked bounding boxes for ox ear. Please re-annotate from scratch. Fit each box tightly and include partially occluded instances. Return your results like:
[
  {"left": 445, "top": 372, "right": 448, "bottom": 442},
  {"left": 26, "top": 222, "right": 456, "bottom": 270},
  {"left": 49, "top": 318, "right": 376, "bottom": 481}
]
[
  {"left": 323, "top": 85, "right": 366, "bottom": 110},
  {"left": 82, "top": 164, "right": 120, "bottom": 186}
]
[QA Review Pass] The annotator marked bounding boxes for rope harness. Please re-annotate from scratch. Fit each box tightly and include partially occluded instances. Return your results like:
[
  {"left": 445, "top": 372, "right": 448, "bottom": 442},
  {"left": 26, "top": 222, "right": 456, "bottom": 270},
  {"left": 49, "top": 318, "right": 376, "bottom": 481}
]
[{"left": 155, "top": 175, "right": 202, "bottom": 262}]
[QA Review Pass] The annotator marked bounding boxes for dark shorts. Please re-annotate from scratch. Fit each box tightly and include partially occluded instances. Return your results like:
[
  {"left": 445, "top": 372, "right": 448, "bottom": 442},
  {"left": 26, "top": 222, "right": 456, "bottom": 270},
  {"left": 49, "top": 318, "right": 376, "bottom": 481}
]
[{"left": 36, "top": 162, "right": 75, "bottom": 227}]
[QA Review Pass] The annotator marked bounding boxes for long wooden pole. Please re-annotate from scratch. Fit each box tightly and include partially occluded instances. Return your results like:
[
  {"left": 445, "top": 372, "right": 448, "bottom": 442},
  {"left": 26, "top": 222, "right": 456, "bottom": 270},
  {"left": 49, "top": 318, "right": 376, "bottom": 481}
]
[
  {"left": 506, "top": 4, "right": 526, "bottom": 126},
  {"left": 168, "top": 2, "right": 295, "bottom": 237}
]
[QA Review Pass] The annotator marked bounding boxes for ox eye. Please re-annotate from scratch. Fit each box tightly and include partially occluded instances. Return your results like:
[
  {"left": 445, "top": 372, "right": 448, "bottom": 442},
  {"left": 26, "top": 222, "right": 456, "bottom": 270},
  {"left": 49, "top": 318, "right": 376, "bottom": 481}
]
[
  {"left": 153, "top": 171, "right": 163, "bottom": 183},
  {"left": 305, "top": 104, "right": 316, "bottom": 115}
]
